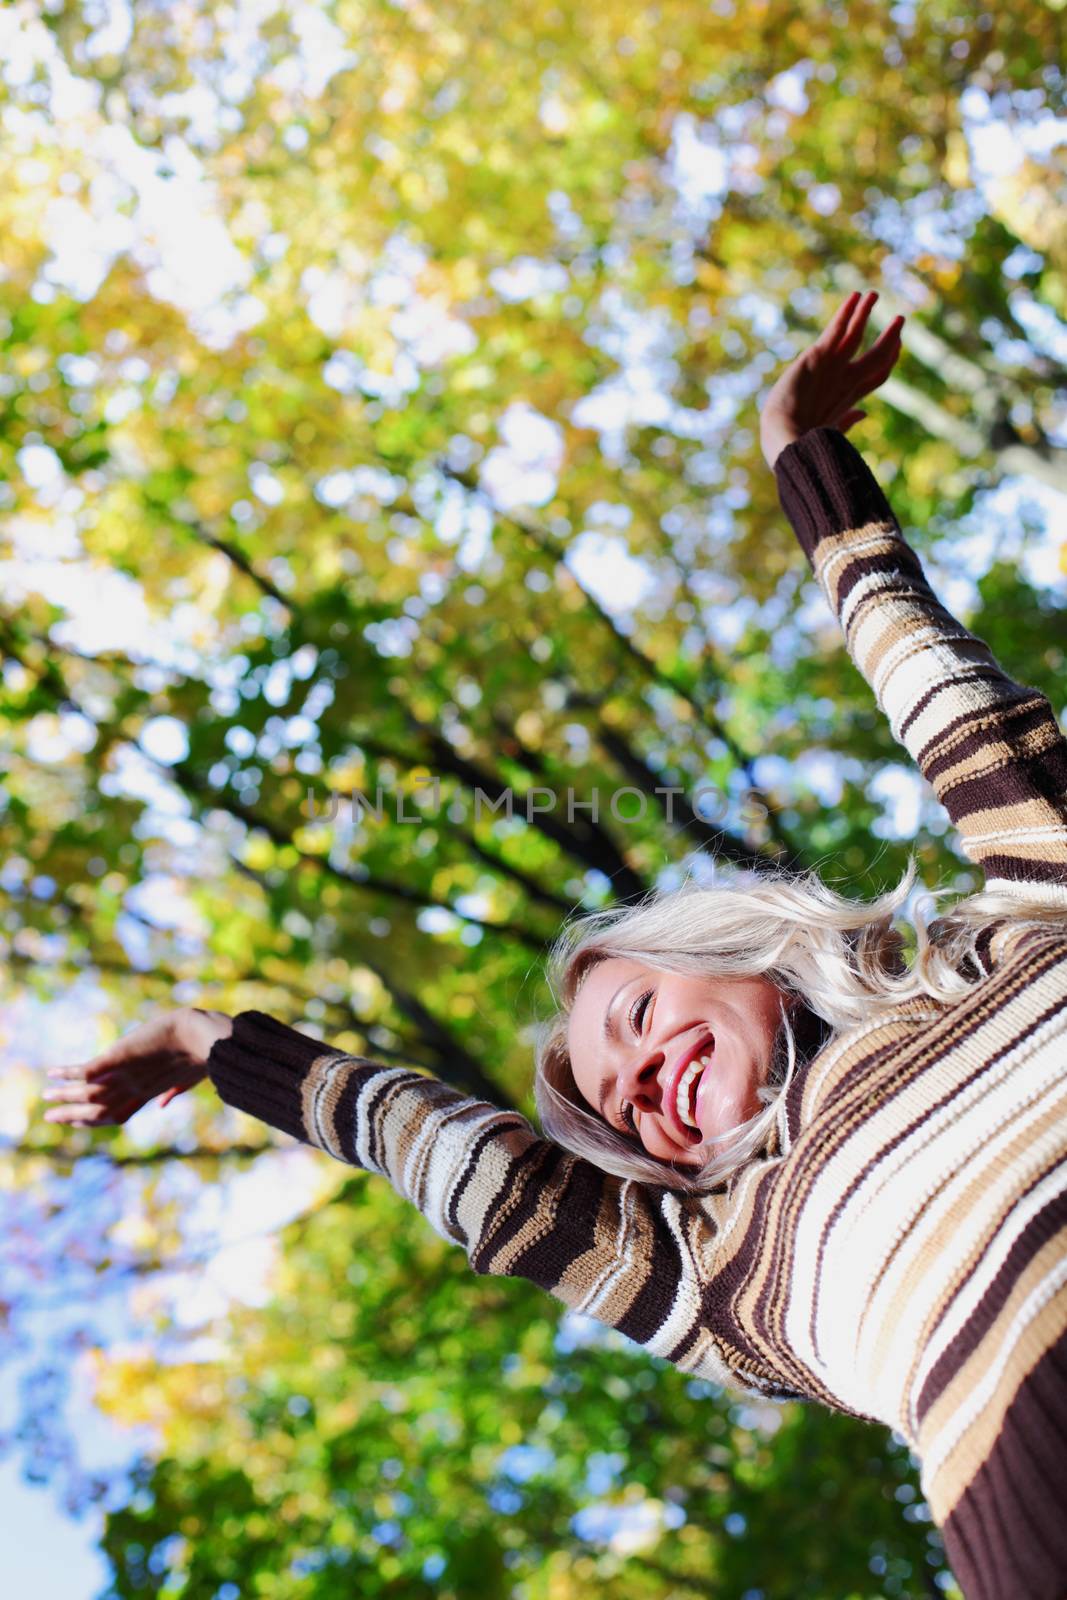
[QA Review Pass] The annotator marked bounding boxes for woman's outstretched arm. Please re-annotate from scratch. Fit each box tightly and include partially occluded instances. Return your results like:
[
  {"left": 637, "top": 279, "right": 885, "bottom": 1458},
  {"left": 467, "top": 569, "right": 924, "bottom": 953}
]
[
  {"left": 761, "top": 291, "right": 1067, "bottom": 905},
  {"left": 206, "top": 1009, "right": 768, "bottom": 1386},
  {"left": 42, "top": 1006, "right": 774, "bottom": 1398}
]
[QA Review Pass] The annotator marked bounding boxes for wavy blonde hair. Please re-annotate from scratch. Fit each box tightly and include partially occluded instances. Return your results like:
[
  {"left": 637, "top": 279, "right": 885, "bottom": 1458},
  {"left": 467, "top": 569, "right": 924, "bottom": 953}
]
[{"left": 532, "top": 857, "right": 1067, "bottom": 1195}]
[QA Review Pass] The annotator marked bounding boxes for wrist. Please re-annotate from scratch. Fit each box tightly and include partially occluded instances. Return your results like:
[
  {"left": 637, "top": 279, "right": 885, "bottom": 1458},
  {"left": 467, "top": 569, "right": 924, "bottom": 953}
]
[
  {"left": 180, "top": 1007, "right": 234, "bottom": 1066},
  {"left": 760, "top": 424, "right": 801, "bottom": 470}
]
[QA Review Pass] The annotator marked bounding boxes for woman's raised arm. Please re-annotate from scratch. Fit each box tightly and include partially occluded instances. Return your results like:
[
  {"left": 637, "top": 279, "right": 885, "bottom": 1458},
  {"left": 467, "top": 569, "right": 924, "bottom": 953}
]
[
  {"left": 761, "top": 291, "right": 1067, "bottom": 906},
  {"left": 776, "top": 428, "right": 1067, "bottom": 905}
]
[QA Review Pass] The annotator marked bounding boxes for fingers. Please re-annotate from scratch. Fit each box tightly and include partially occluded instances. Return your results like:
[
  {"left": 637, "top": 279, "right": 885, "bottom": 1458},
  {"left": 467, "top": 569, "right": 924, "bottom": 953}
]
[
  {"left": 818, "top": 293, "right": 905, "bottom": 373},
  {"left": 850, "top": 329, "right": 903, "bottom": 399},
  {"left": 42, "top": 1081, "right": 110, "bottom": 1104},
  {"left": 816, "top": 291, "right": 863, "bottom": 352},
  {"left": 816, "top": 289, "right": 877, "bottom": 357},
  {"left": 834, "top": 290, "right": 879, "bottom": 359},
  {"left": 833, "top": 408, "right": 868, "bottom": 432},
  {"left": 43, "top": 1102, "right": 134, "bottom": 1126},
  {"left": 852, "top": 314, "right": 904, "bottom": 376},
  {"left": 837, "top": 315, "right": 903, "bottom": 415},
  {"left": 47, "top": 1058, "right": 109, "bottom": 1084},
  {"left": 42, "top": 1063, "right": 134, "bottom": 1125},
  {"left": 42, "top": 1079, "right": 141, "bottom": 1125},
  {"left": 44, "top": 1102, "right": 107, "bottom": 1124},
  {"left": 43, "top": 1079, "right": 123, "bottom": 1123}
]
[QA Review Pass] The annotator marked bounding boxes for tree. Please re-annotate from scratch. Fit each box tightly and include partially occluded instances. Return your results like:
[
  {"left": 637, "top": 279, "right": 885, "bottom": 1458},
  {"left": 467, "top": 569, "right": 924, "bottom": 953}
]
[{"left": 2, "top": 2, "right": 1063, "bottom": 1594}]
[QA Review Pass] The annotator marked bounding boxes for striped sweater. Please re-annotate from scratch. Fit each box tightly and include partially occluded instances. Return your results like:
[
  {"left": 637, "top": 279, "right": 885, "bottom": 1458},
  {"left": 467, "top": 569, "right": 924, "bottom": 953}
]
[{"left": 207, "top": 428, "right": 1067, "bottom": 1600}]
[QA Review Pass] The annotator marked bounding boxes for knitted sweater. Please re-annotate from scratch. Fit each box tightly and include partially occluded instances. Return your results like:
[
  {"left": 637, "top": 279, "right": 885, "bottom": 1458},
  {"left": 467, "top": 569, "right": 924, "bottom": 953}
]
[{"left": 207, "top": 429, "right": 1067, "bottom": 1600}]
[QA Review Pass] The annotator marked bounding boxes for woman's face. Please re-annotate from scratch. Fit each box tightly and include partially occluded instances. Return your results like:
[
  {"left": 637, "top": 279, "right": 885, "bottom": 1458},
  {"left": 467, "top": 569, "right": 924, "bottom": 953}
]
[{"left": 566, "top": 957, "right": 790, "bottom": 1169}]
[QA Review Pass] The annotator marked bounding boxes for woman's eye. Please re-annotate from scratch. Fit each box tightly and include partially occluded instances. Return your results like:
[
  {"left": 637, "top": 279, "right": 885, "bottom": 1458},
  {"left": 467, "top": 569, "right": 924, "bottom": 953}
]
[
  {"left": 621, "top": 1101, "right": 639, "bottom": 1137},
  {"left": 629, "top": 989, "right": 653, "bottom": 1034}
]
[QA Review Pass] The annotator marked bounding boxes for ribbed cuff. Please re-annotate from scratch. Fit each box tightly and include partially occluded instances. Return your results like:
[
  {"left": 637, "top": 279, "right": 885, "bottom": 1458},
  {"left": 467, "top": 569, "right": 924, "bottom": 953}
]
[
  {"left": 774, "top": 427, "right": 896, "bottom": 560},
  {"left": 207, "top": 1009, "right": 343, "bottom": 1144}
]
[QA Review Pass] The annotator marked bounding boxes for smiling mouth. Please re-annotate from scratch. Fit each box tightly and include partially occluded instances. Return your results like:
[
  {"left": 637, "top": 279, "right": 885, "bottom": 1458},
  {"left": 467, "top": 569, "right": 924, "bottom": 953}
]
[
  {"left": 673, "top": 1040, "right": 714, "bottom": 1138},
  {"left": 684, "top": 1062, "right": 710, "bottom": 1139}
]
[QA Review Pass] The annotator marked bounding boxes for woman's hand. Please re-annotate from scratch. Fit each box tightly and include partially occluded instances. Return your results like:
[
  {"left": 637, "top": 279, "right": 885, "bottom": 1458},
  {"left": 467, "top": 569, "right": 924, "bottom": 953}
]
[
  {"left": 41, "top": 1007, "right": 233, "bottom": 1128},
  {"left": 759, "top": 290, "right": 905, "bottom": 470}
]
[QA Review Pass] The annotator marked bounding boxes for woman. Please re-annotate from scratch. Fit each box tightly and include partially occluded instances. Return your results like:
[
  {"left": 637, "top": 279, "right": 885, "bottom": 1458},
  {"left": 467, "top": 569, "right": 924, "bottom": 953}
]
[{"left": 42, "top": 292, "right": 1067, "bottom": 1599}]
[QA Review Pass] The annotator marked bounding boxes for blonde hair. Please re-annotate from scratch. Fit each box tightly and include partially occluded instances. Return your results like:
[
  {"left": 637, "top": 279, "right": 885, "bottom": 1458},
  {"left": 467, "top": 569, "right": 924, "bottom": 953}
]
[{"left": 533, "top": 857, "right": 1067, "bottom": 1195}]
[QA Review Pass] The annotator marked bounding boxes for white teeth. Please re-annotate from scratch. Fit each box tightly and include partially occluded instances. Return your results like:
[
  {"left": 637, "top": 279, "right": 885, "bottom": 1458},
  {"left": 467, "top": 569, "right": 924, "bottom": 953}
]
[{"left": 676, "top": 1053, "right": 712, "bottom": 1129}]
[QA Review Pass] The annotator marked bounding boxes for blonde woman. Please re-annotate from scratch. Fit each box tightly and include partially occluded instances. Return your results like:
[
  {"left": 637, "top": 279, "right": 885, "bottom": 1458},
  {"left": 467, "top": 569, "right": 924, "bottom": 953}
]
[{"left": 43, "top": 293, "right": 1067, "bottom": 1600}]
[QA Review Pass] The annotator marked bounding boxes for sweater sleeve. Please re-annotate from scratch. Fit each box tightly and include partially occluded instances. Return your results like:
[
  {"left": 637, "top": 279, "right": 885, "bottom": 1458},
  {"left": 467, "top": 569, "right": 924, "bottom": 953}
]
[
  {"left": 207, "top": 1010, "right": 769, "bottom": 1395},
  {"left": 775, "top": 427, "right": 1067, "bottom": 906}
]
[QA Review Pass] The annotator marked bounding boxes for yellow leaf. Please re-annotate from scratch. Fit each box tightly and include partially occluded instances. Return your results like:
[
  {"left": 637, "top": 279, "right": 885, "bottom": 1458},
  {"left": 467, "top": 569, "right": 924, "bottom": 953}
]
[{"left": 943, "top": 130, "right": 970, "bottom": 189}]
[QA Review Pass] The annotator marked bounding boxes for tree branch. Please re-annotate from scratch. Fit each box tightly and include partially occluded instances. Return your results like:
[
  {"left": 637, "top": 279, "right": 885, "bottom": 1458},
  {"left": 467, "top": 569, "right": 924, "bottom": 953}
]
[{"left": 165, "top": 754, "right": 551, "bottom": 953}]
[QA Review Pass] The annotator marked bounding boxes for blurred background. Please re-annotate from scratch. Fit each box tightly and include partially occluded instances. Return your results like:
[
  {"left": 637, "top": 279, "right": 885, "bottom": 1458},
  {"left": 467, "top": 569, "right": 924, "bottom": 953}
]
[{"left": 1, "top": 1, "right": 1065, "bottom": 1596}]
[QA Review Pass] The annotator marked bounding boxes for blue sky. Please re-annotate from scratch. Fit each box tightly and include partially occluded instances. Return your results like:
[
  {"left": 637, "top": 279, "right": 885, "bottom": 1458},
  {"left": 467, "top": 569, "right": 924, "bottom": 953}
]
[{"left": 0, "top": 1461, "right": 111, "bottom": 1600}]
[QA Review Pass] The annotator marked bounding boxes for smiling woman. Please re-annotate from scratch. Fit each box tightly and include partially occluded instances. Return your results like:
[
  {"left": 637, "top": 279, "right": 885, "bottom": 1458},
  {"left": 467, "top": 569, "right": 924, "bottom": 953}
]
[
  {"left": 533, "top": 870, "right": 923, "bottom": 1190},
  {"left": 40, "top": 293, "right": 1067, "bottom": 1600},
  {"left": 570, "top": 962, "right": 786, "bottom": 1156}
]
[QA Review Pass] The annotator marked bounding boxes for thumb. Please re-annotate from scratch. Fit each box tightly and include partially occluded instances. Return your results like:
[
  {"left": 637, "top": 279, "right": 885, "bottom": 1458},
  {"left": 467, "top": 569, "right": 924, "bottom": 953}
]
[
  {"left": 159, "top": 1085, "right": 189, "bottom": 1108},
  {"left": 836, "top": 408, "right": 867, "bottom": 431}
]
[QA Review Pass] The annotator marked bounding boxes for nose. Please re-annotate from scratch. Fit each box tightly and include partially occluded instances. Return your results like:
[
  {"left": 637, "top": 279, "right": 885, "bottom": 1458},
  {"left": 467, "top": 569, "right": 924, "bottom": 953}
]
[{"left": 619, "top": 1042, "right": 665, "bottom": 1113}]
